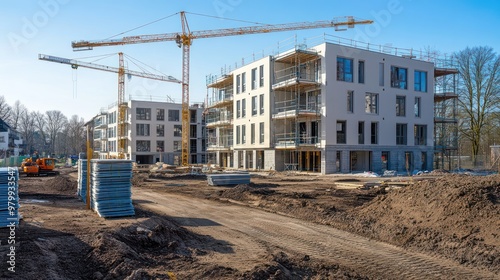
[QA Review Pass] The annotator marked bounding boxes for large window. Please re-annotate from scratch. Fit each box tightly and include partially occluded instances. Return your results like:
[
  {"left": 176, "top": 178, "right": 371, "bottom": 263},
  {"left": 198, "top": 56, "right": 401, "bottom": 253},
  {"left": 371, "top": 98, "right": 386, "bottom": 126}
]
[
  {"left": 236, "top": 125, "right": 240, "bottom": 144},
  {"left": 414, "top": 70, "right": 427, "bottom": 92},
  {"left": 259, "top": 122, "right": 264, "bottom": 143},
  {"left": 236, "top": 100, "right": 241, "bottom": 118},
  {"left": 156, "top": 140, "right": 164, "bottom": 152},
  {"left": 414, "top": 97, "right": 421, "bottom": 117},
  {"left": 242, "top": 98, "right": 246, "bottom": 117},
  {"left": 391, "top": 66, "right": 408, "bottom": 89},
  {"left": 173, "top": 141, "right": 181, "bottom": 152},
  {"left": 371, "top": 122, "right": 378, "bottom": 144},
  {"left": 174, "top": 125, "right": 182, "bottom": 137},
  {"left": 259, "top": 94, "right": 264, "bottom": 114},
  {"left": 251, "top": 123, "right": 255, "bottom": 144},
  {"left": 252, "top": 96, "right": 257, "bottom": 116},
  {"left": 156, "top": 108, "right": 165, "bottom": 121},
  {"left": 236, "top": 74, "right": 241, "bottom": 93},
  {"left": 365, "top": 93, "right": 378, "bottom": 114},
  {"left": 168, "top": 109, "right": 179, "bottom": 121},
  {"left": 347, "top": 90, "right": 354, "bottom": 113},
  {"left": 396, "top": 123, "right": 407, "bottom": 145},
  {"left": 358, "top": 121, "right": 364, "bottom": 144},
  {"left": 336, "top": 121, "right": 346, "bottom": 144},
  {"left": 259, "top": 65, "right": 264, "bottom": 87},
  {"left": 156, "top": 124, "right": 164, "bottom": 137},
  {"left": 136, "top": 124, "right": 150, "bottom": 136},
  {"left": 337, "top": 57, "right": 353, "bottom": 82},
  {"left": 136, "top": 140, "right": 150, "bottom": 152},
  {"left": 251, "top": 68, "right": 257, "bottom": 90},
  {"left": 414, "top": 125, "right": 427, "bottom": 145},
  {"left": 190, "top": 125, "right": 197, "bottom": 138},
  {"left": 396, "top": 95, "right": 406, "bottom": 116},
  {"left": 242, "top": 124, "right": 246, "bottom": 144},
  {"left": 242, "top": 72, "right": 246, "bottom": 92},
  {"left": 358, "top": 61, "right": 365, "bottom": 84},
  {"left": 136, "top": 108, "right": 151, "bottom": 120}
]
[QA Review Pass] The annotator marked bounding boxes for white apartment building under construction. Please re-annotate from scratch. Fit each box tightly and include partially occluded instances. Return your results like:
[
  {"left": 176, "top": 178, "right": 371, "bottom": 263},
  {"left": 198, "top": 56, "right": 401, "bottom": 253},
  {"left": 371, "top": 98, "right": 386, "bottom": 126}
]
[
  {"left": 92, "top": 100, "right": 205, "bottom": 164},
  {"left": 207, "top": 40, "right": 435, "bottom": 174}
]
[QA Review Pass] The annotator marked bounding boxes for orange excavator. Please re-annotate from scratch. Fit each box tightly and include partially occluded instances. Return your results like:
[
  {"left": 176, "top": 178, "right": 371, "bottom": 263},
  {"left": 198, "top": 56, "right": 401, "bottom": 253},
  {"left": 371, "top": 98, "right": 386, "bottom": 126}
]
[{"left": 20, "top": 156, "right": 59, "bottom": 176}]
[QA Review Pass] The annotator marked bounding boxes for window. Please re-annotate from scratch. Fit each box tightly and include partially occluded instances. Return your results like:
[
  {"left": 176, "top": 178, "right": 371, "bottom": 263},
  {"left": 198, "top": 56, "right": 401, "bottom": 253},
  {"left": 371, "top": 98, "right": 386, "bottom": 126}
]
[
  {"left": 190, "top": 139, "right": 197, "bottom": 153},
  {"left": 347, "top": 90, "right": 354, "bottom": 113},
  {"left": 136, "top": 108, "right": 151, "bottom": 120},
  {"left": 242, "top": 98, "right": 246, "bottom": 117},
  {"left": 168, "top": 109, "right": 179, "bottom": 121},
  {"left": 108, "top": 111, "right": 116, "bottom": 124},
  {"left": 173, "top": 141, "right": 181, "bottom": 152},
  {"left": 242, "top": 124, "right": 246, "bottom": 144},
  {"left": 174, "top": 125, "right": 182, "bottom": 137},
  {"left": 414, "top": 125, "right": 427, "bottom": 145},
  {"left": 396, "top": 96, "right": 406, "bottom": 116},
  {"left": 252, "top": 96, "right": 257, "bottom": 116},
  {"left": 336, "top": 121, "right": 346, "bottom": 144},
  {"left": 156, "top": 108, "right": 164, "bottom": 121},
  {"left": 391, "top": 66, "right": 408, "bottom": 89},
  {"left": 358, "top": 61, "right": 365, "bottom": 83},
  {"left": 259, "top": 65, "right": 264, "bottom": 87},
  {"left": 156, "top": 124, "right": 164, "bottom": 137},
  {"left": 259, "top": 122, "right": 264, "bottom": 143},
  {"left": 190, "top": 110, "right": 197, "bottom": 123},
  {"left": 379, "top": 63, "right": 384, "bottom": 86},
  {"left": 136, "top": 124, "right": 150, "bottom": 136},
  {"left": 242, "top": 72, "right": 246, "bottom": 92},
  {"left": 381, "top": 151, "right": 389, "bottom": 171},
  {"left": 365, "top": 93, "right": 378, "bottom": 114},
  {"left": 251, "top": 123, "right": 255, "bottom": 144},
  {"left": 337, "top": 57, "right": 353, "bottom": 82},
  {"left": 0, "top": 136, "right": 4, "bottom": 143},
  {"left": 136, "top": 140, "right": 150, "bottom": 152},
  {"left": 259, "top": 94, "right": 264, "bottom": 114},
  {"left": 236, "top": 100, "right": 241, "bottom": 118},
  {"left": 251, "top": 68, "right": 257, "bottom": 90},
  {"left": 358, "top": 121, "right": 364, "bottom": 144},
  {"left": 235, "top": 125, "right": 240, "bottom": 144},
  {"left": 371, "top": 122, "right": 378, "bottom": 144},
  {"left": 236, "top": 74, "right": 241, "bottom": 93},
  {"left": 414, "top": 97, "right": 421, "bottom": 117},
  {"left": 396, "top": 123, "right": 407, "bottom": 145},
  {"left": 414, "top": 70, "right": 427, "bottom": 92},
  {"left": 190, "top": 125, "right": 197, "bottom": 138},
  {"left": 156, "top": 141, "right": 164, "bottom": 152}
]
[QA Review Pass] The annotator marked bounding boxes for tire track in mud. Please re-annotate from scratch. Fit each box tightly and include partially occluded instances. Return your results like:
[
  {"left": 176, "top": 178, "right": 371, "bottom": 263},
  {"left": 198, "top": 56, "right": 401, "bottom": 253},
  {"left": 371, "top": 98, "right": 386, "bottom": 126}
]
[{"left": 135, "top": 190, "right": 498, "bottom": 279}]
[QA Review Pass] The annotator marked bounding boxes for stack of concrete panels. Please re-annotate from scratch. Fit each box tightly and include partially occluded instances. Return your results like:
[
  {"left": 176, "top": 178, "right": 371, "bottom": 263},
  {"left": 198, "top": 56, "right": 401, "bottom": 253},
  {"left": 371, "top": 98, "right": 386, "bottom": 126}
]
[
  {"left": 207, "top": 172, "right": 251, "bottom": 186},
  {"left": 0, "top": 167, "right": 19, "bottom": 227},
  {"left": 77, "top": 159, "right": 88, "bottom": 203},
  {"left": 91, "top": 159, "right": 134, "bottom": 218}
]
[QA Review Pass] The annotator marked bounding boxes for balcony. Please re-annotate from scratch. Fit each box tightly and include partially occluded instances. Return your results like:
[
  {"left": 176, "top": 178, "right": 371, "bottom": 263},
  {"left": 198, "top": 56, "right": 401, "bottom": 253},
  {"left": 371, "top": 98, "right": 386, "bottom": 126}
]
[
  {"left": 272, "top": 100, "right": 320, "bottom": 119},
  {"left": 274, "top": 133, "right": 320, "bottom": 149},
  {"left": 272, "top": 70, "right": 320, "bottom": 91},
  {"left": 206, "top": 112, "right": 233, "bottom": 127}
]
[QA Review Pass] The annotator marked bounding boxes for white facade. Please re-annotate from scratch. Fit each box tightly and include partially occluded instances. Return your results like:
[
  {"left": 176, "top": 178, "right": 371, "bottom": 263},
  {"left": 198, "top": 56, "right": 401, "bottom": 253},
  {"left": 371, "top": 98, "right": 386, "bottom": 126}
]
[
  {"left": 0, "top": 119, "right": 23, "bottom": 157},
  {"left": 207, "top": 42, "right": 435, "bottom": 174},
  {"left": 93, "top": 100, "right": 205, "bottom": 165}
]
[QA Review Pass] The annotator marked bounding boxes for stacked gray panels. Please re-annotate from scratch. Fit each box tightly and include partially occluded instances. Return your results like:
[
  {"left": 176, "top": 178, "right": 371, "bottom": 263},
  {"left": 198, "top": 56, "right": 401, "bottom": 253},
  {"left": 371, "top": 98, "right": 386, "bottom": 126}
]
[
  {"left": 0, "top": 167, "right": 19, "bottom": 227},
  {"left": 77, "top": 159, "right": 88, "bottom": 203},
  {"left": 91, "top": 159, "right": 134, "bottom": 218},
  {"left": 207, "top": 172, "right": 251, "bottom": 186}
]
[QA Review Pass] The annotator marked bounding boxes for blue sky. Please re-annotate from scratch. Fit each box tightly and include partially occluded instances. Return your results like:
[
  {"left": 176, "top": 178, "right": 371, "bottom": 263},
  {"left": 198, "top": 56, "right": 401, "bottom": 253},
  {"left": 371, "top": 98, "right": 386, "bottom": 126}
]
[{"left": 1, "top": 0, "right": 499, "bottom": 122}]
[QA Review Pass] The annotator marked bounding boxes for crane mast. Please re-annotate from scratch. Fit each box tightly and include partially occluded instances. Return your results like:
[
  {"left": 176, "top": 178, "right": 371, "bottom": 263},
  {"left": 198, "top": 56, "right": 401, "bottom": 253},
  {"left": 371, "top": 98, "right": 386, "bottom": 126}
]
[
  {"left": 39, "top": 53, "right": 181, "bottom": 159},
  {"left": 72, "top": 12, "right": 373, "bottom": 166}
]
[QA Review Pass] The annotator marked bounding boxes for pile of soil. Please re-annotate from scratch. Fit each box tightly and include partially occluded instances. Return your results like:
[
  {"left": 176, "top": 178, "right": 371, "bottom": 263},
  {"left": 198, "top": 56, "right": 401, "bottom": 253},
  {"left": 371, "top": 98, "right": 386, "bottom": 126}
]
[{"left": 345, "top": 174, "right": 500, "bottom": 273}]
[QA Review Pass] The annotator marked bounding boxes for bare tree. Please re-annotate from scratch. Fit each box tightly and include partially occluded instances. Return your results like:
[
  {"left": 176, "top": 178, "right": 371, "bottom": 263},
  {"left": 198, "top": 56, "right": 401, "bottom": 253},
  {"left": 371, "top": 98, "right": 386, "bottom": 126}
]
[
  {"left": 67, "top": 115, "right": 86, "bottom": 154},
  {"left": 18, "top": 110, "right": 37, "bottom": 155},
  {"left": 0, "top": 95, "right": 11, "bottom": 121},
  {"left": 33, "top": 111, "right": 48, "bottom": 154},
  {"left": 45, "top": 110, "right": 68, "bottom": 155},
  {"left": 8, "top": 100, "right": 26, "bottom": 130},
  {"left": 455, "top": 46, "right": 500, "bottom": 166}
]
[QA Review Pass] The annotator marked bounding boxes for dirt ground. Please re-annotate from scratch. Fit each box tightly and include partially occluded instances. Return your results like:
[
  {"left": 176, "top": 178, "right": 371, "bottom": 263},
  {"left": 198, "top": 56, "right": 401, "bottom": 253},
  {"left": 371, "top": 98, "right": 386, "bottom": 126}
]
[{"left": 0, "top": 168, "right": 498, "bottom": 279}]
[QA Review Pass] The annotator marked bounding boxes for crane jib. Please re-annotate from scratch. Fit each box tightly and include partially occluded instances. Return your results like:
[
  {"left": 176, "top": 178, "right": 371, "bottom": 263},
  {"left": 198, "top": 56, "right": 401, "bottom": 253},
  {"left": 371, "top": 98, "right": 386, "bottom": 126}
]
[{"left": 39, "top": 54, "right": 71, "bottom": 64}]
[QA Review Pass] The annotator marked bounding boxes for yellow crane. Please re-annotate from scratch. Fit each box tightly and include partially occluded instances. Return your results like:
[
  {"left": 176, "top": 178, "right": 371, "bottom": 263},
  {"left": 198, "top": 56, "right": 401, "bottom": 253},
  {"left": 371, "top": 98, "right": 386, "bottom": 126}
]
[
  {"left": 39, "top": 53, "right": 181, "bottom": 159},
  {"left": 72, "top": 11, "right": 373, "bottom": 166}
]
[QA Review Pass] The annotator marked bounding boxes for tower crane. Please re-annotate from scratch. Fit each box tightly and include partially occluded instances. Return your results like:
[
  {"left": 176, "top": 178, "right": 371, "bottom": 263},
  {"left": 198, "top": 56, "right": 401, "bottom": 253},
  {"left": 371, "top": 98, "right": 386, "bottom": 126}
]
[
  {"left": 39, "top": 53, "right": 182, "bottom": 159},
  {"left": 72, "top": 12, "right": 373, "bottom": 166}
]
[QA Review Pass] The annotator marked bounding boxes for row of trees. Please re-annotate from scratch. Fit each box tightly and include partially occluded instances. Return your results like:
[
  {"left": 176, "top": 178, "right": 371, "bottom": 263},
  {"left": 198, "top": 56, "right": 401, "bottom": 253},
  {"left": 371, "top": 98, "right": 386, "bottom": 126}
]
[{"left": 0, "top": 96, "right": 86, "bottom": 157}]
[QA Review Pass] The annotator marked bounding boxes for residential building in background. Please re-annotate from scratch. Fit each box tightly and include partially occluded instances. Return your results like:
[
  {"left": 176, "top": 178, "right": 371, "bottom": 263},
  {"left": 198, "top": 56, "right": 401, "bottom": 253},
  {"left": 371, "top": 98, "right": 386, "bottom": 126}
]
[
  {"left": 207, "top": 40, "right": 437, "bottom": 174},
  {"left": 91, "top": 100, "right": 205, "bottom": 165},
  {"left": 0, "top": 118, "right": 23, "bottom": 157}
]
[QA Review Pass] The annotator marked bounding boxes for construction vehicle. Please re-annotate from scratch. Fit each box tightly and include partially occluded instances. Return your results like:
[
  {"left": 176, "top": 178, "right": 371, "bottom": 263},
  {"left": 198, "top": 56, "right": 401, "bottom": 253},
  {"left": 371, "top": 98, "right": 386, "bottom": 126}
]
[
  {"left": 72, "top": 11, "right": 373, "bottom": 166},
  {"left": 20, "top": 157, "right": 59, "bottom": 176}
]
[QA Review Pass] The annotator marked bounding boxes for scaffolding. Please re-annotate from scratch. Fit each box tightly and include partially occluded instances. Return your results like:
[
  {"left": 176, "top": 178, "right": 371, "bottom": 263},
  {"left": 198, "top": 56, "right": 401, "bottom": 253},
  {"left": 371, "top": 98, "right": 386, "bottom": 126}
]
[
  {"left": 434, "top": 58, "right": 459, "bottom": 170},
  {"left": 272, "top": 47, "right": 322, "bottom": 172}
]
